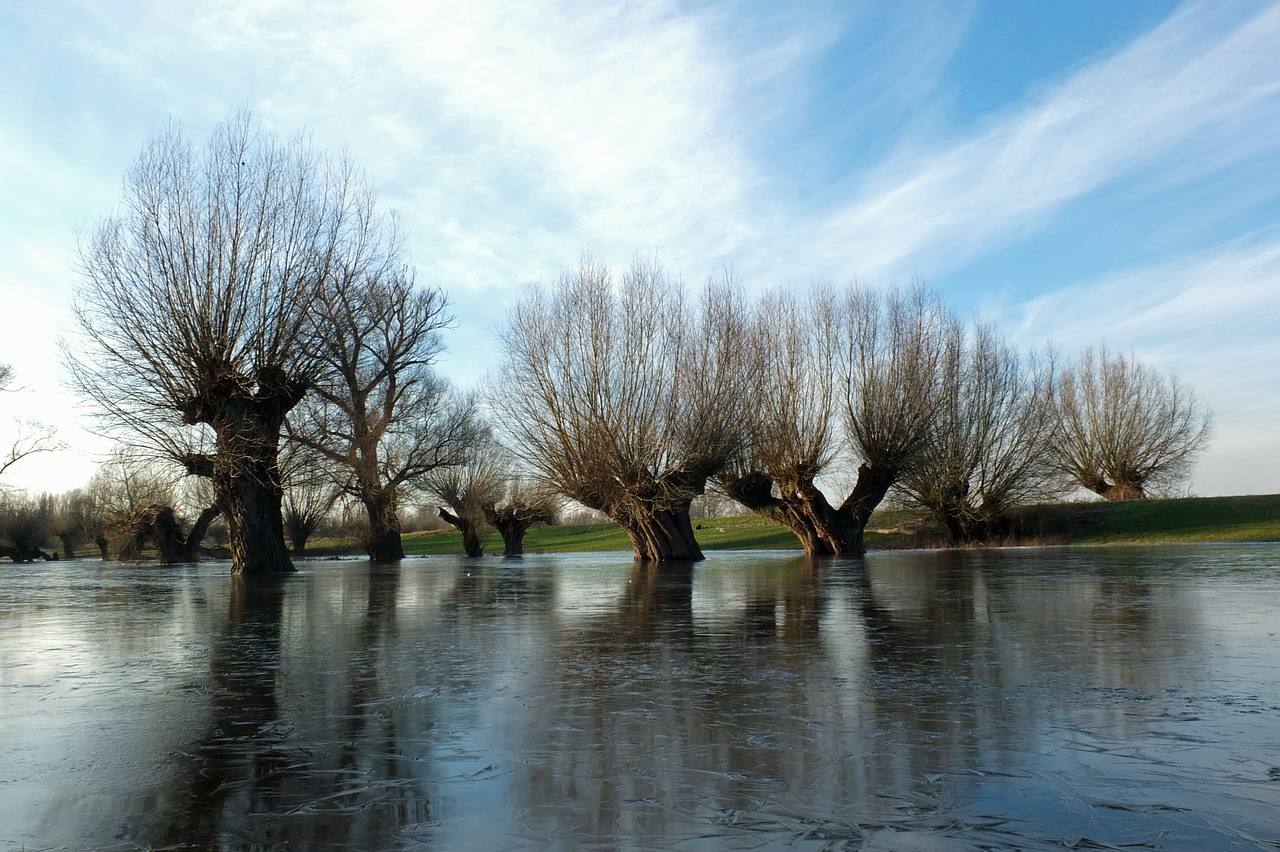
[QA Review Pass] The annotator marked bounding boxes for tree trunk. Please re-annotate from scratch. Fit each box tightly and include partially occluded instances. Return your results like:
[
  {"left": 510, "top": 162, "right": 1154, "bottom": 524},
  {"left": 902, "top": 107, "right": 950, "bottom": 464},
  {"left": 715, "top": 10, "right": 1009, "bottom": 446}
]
[
  {"left": 95, "top": 536, "right": 109, "bottom": 560},
  {"left": 185, "top": 505, "right": 221, "bottom": 560},
  {"left": 486, "top": 504, "right": 553, "bottom": 557},
  {"left": 438, "top": 507, "right": 483, "bottom": 558},
  {"left": 721, "top": 463, "right": 897, "bottom": 556},
  {"left": 185, "top": 367, "right": 303, "bottom": 575},
  {"left": 56, "top": 532, "right": 80, "bottom": 560},
  {"left": 152, "top": 507, "right": 188, "bottom": 564},
  {"left": 616, "top": 507, "right": 703, "bottom": 561},
  {"left": 362, "top": 488, "right": 405, "bottom": 561},
  {"left": 492, "top": 515, "right": 527, "bottom": 557},
  {"left": 151, "top": 505, "right": 221, "bottom": 564},
  {"left": 1102, "top": 482, "right": 1145, "bottom": 501},
  {"left": 220, "top": 473, "right": 294, "bottom": 574}
]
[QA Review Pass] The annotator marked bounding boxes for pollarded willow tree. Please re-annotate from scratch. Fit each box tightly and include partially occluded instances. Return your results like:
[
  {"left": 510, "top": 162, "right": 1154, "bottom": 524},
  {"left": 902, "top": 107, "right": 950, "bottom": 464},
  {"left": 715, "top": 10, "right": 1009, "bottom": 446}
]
[
  {"left": 1052, "top": 346, "right": 1211, "bottom": 500},
  {"left": 288, "top": 267, "right": 479, "bottom": 560},
  {"left": 424, "top": 428, "right": 558, "bottom": 558},
  {"left": 66, "top": 112, "right": 398, "bottom": 574},
  {"left": 491, "top": 255, "right": 750, "bottom": 562},
  {"left": 898, "top": 322, "right": 1061, "bottom": 542},
  {"left": 717, "top": 281, "right": 953, "bottom": 555}
]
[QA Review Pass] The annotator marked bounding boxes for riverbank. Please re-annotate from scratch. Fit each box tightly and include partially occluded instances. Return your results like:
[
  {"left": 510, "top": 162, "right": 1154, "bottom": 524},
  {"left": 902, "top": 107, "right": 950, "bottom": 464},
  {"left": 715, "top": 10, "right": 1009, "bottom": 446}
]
[{"left": 357, "top": 492, "right": 1280, "bottom": 557}]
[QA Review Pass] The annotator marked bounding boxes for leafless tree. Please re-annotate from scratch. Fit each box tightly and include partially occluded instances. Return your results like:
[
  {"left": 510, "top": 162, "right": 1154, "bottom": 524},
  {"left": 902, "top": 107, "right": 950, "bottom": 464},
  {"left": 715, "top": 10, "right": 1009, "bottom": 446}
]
[
  {"left": 0, "top": 364, "right": 59, "bottom": 482},
  {"left": 899, "top": 323, "right": 1062, "bottom": 541},
  {"left": 0, "top": 493, "right": 53, "bottom": 562},
  {"left": 1052, "top": 347, "right": 1211, "bottom": 500},
  {"left": 425, "top": 431, "right": 557, "bottom": 557},
  {"left": 289, "top": 269, "right": 479, "bottom": 559},
  {"left": 423, "top": 441, "right": 503, "bottom": 558},
  {"left": 49, "top": 489, "right": 101, "bottom": 558},
  {"left": 86, "top": 450, "right": 218, "bottom": 563},
  {"left": 491, "top": 255, "right": 750, "bottom": 561},
  {"left": 486, "top": 475, "right": 558, "bottom": 558},
  {"left": 718, "top": 281, "right": 953, "bottom": 554},
  {"left": 65, "top": 113, "right": 395, "bottom": 574},
  {"left": 279, "top": 439, "right": 340, "bottom": 557}
]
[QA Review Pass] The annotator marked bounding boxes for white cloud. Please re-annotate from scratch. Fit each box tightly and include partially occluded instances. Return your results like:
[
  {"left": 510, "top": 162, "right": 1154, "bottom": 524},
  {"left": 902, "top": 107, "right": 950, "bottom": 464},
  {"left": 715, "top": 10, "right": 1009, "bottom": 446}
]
[
  {"left": 995, "top": 231, "right": 1280, "bottom": 497},
  {"left": 812, "top": 0, "right": 1280, "bottom": 280}
]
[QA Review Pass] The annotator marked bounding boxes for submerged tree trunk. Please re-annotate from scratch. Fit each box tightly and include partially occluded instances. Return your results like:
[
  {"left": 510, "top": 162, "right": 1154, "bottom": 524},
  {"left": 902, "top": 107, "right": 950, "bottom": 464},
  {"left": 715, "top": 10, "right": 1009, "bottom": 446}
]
[
  {"left": 360, "top": 487, "right": 405, "bottom": 561},
  {"left": 615, "top": 506, "right": 703, "bottom": 561},
  {"left": 438, "top": 507, "right": 483, "bottom": 558},
  {"left": 151, "top": 505, "right": 221, "bottom": 564},
  {"left": 186, "top": 370, "right": 304, "bottom": 575},
  {"left": 486, "top": 504, "right": 553, "bottom": 558},
  {"left": 721, "top": 462, "right": 897, "bottom": 556},
  {"left": 220, "top": 472, "right": 293, "bottom": 574}
]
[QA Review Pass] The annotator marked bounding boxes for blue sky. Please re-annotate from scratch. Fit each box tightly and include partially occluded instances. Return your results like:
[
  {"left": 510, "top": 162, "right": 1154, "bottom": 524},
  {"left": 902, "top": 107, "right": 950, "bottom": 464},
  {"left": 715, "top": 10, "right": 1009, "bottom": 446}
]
[{"left": 2, "top": 0, "right": 1277, "bottom": 498}]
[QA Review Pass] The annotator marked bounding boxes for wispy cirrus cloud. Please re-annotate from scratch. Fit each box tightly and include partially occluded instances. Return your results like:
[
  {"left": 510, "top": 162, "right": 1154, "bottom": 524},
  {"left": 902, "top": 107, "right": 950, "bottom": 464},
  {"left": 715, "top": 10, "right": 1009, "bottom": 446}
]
[
  {"left": 995, "top": 230, "right": 1280, "bottom": 497},
  {"left": 811, "top": 0, "right": 1280, "bottom": 280}
]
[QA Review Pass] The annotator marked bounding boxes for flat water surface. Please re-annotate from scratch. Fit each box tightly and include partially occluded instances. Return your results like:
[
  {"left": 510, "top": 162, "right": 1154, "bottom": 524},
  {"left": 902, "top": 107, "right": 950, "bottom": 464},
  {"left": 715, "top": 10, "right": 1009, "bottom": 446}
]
[{"left": 3, "top": 545, "right": 1280, "bottom": 850}]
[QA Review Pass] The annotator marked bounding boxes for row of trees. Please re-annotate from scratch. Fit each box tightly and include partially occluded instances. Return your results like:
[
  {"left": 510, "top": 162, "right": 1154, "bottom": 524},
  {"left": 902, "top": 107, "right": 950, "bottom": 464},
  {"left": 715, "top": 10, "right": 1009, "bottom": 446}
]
[
  {"left": 489, "top": 258, "right": 1210, "bottom": 560},
  {"left": 35, "top": 114, "right": 1209, "bottom": 572}
]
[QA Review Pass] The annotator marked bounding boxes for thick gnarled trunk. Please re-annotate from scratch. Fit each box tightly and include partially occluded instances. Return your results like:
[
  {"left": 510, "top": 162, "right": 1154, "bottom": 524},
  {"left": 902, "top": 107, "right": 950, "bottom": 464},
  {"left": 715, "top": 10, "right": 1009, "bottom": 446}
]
[
  {"left": 616, "top": 506, "right": 703, "bottom": 562},
  {"left": 438, "top": 507, "right": 482, "bottom": 558},
  {"left": 220, "top": 470, "right": 293, "bottom": 574},
  {"left": 153, "top": 505, "right": 221, "bottom": 564},
  {"left": 189, "top": 375, "right": 302, "bottom": 575},
  {"left": 486, "top": 504, "right": 553, "bottom": 558},
  {"left": 362, "top": 488, "right": 405, "bottom": 561},
  {"left": 720, "top": 463, "right": 896, "bottom": 556}
]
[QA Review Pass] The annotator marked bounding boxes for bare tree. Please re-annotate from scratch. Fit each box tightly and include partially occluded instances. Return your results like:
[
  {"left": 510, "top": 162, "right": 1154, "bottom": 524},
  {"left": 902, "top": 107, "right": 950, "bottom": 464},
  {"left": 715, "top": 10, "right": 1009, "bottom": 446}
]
[
  {"left": 0, "top": 364, "right": 59, "bottom": 482},
  {"left": 1052, "top": 347, "right": 1211, "bottom": 500},
  {"left": 424, "top": 441, "right": 503, "bottom": 558},
  {"left": 899, "top": 323, "right": 1061, "bottom": 542},
  {"left": 290, "top": 270, "right": 478, "bottom": 559},
  {"left": 425, "top": 432, "right": 557, "bottom": 558},
  {"left": 486, "top": 476, "right": 558, "bottom": 558},
  {"left": 49, "top": 489, "right": 102, "bottom": 558},
  {"left": 65, "top": 113, "right": 394, "bottom": 574},
  {"left": 718, "top": 282, "right": 952, "bottom": 554},
  {"left": 0, "top": 493, "right": 53, "bottom": 562},
  {"left": 85, "top": 450, "right": 217, "bottom": 563},
  {"left": 491, "top": 255, "right": 749, "bottom": 561},
  {"left": 279, "top": 439, "right": 340, "bottom": 557}
]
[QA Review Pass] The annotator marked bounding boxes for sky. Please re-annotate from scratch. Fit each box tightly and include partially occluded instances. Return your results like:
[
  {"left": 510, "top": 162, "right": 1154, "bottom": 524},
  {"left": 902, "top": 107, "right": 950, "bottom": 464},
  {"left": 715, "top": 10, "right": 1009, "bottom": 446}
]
[{"left": 1, "top": 0, "right": 1278, "bottom": 499}]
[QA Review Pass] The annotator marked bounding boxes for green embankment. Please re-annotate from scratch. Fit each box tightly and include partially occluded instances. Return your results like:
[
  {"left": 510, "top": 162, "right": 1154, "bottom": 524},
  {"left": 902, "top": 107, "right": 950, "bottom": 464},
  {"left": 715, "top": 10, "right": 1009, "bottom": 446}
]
[{"left": 387, "top": 494, "right": 1280, "bottom": 557}]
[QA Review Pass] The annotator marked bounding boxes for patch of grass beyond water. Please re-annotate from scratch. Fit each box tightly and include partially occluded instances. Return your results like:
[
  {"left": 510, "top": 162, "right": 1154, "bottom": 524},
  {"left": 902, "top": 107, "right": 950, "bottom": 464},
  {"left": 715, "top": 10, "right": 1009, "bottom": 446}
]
[
  {"left": 1078, "top": 494, "right": 1280, "bottom": 544},
  {"left": 319, "top": 493, "right": 1280, "bottom": 558}
]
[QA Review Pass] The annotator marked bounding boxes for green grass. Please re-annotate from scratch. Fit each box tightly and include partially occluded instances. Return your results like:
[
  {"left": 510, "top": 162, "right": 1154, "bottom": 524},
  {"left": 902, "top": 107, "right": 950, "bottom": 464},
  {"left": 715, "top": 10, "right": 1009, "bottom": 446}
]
[
  {"left": 1078, "top": 493, "right": 1280, "bottom": 544},
  {"left": 358, "top": 493, "right": 1280, "bottom": 558}
]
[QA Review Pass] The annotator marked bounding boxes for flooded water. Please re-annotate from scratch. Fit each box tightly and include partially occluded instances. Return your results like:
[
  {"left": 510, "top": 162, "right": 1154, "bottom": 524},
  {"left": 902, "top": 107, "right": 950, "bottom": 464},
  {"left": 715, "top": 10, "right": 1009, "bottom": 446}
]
[{"left": 2, "top": 545, "right": 1280, "bottom": 850}]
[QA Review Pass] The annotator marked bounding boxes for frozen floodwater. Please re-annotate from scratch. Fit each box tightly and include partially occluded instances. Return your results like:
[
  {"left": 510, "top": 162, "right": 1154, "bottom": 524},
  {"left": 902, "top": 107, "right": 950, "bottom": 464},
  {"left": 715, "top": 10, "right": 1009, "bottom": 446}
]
[{"left": 2, "top": 544, "right": 1280, "bottom": 850}]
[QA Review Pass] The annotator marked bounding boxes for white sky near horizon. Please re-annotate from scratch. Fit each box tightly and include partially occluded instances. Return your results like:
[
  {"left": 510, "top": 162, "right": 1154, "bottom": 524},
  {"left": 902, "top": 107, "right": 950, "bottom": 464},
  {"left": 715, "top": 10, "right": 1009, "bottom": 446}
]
[{"left": 1, "top": 0, "right": 1278, "bottom": 499}]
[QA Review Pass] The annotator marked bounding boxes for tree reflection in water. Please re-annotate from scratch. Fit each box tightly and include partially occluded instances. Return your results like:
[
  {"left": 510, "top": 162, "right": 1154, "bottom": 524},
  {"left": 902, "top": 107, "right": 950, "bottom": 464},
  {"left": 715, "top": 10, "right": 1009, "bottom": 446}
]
[
  {"left": 155, "top": 568, "right": 432, "bottom": 849},
  {"left": 2, "top": 548, "right": 1278, "bottom": 850}
]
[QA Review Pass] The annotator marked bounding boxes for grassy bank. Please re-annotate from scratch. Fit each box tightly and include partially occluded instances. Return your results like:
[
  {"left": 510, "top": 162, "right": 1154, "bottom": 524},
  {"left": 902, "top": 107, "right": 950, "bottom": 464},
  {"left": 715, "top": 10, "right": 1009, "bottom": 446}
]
[{"left": 372, "top": 493, "right": 1280, "bottom": 558}]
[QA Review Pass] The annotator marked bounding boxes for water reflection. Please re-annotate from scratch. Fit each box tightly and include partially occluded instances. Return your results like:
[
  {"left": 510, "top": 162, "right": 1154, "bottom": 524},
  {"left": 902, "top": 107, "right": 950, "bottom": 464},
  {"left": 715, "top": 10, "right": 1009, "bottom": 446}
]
[{"left": 1, "top": 546, "right": 1278, "bottom": 849}]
